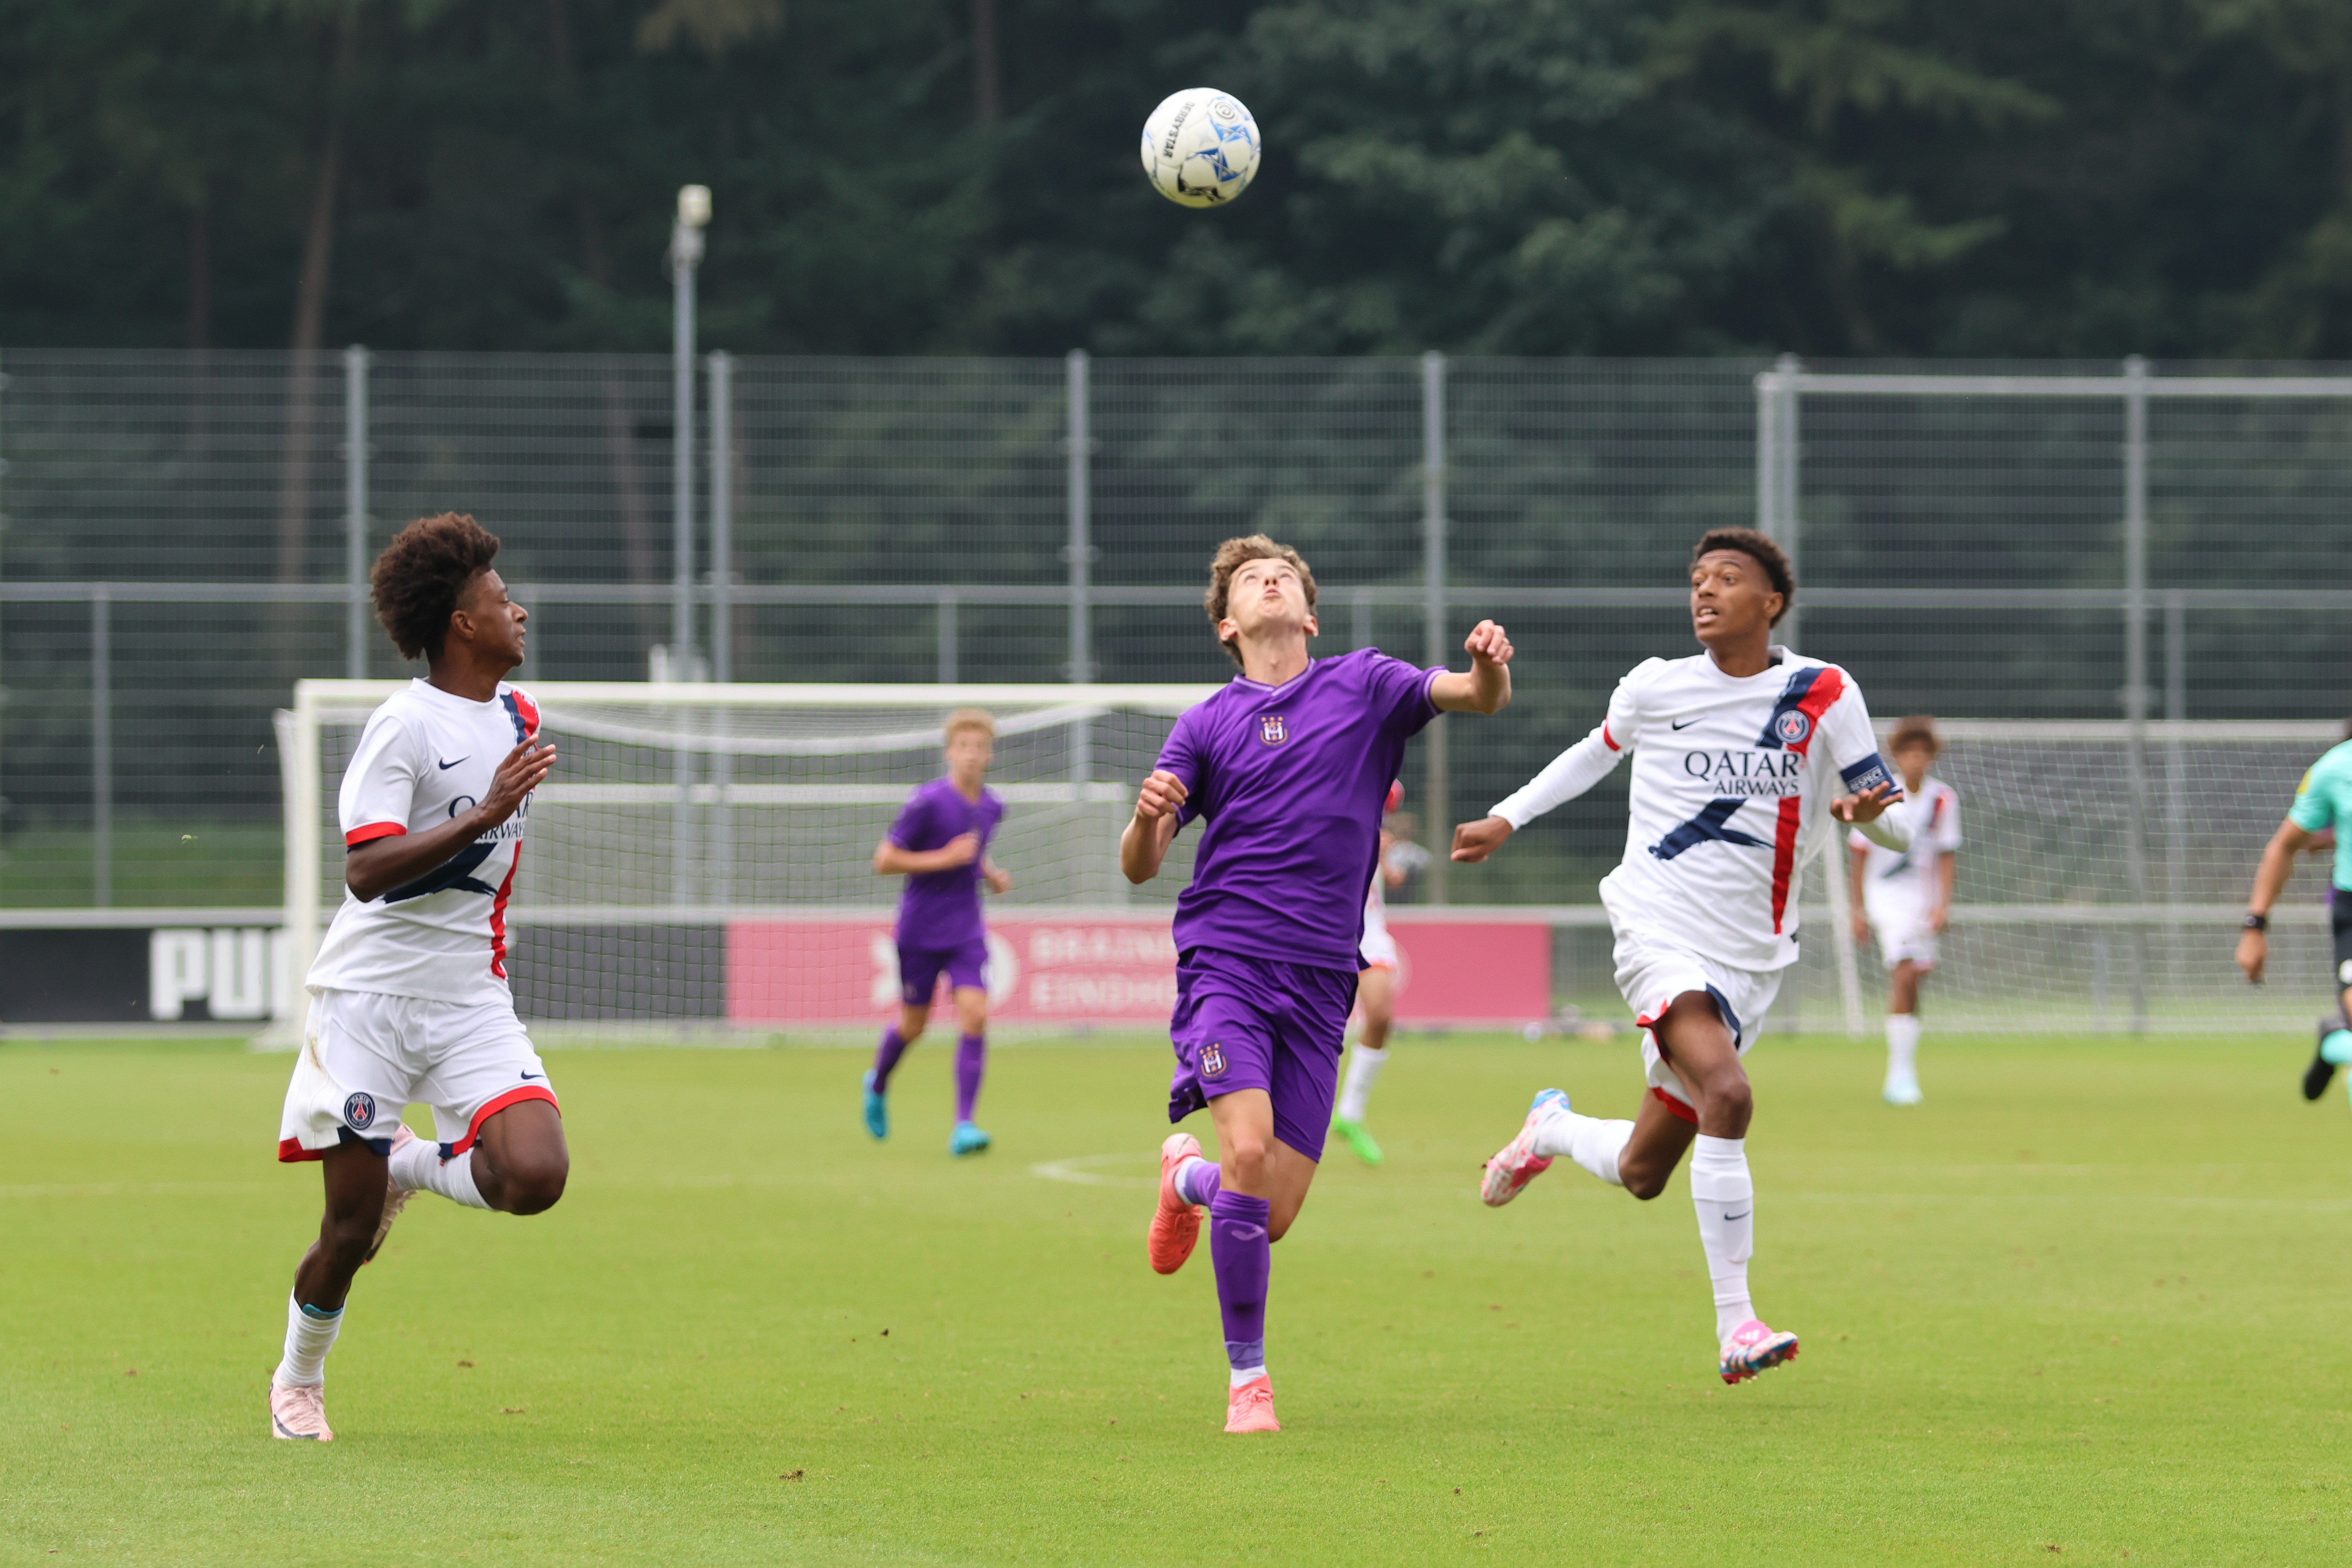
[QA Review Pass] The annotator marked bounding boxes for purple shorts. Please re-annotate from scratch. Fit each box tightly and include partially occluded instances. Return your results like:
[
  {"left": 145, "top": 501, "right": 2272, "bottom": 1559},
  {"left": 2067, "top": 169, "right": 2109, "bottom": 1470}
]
[
  {"left": 900, "top": 937, "right": 989, "bottom": 1006},
  {"left": 1166, "top": 945, "right": 1357, "bottom": 1164}
]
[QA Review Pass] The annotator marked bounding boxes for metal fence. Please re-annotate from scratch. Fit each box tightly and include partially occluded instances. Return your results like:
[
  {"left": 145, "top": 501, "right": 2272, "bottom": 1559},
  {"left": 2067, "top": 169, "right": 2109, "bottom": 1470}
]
[{"left": 4, "top": 348, "right": 2352, "bottom": 912}]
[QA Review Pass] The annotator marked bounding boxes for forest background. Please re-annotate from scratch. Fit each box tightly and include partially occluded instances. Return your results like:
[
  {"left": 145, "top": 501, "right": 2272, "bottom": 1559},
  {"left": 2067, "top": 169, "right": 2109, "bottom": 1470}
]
[{"left": 9, "top": 0, "right": 2352, "bottom": 360}]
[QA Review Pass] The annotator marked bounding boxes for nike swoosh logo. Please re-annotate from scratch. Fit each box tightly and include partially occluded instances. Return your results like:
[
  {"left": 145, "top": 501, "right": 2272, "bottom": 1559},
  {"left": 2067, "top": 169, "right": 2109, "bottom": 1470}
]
[
  {"left": 519, "top": 1071, "right": 544, "bottom": 1081},
  {"left": 1723, "top": 1210, "right": 1750, "bottom": 1222},
  {"left": 437, "top": 757, "right": 469, "bottom": 770},
  {"left": 1670, "top": 718, "right": 1700, "bottom": 731}
]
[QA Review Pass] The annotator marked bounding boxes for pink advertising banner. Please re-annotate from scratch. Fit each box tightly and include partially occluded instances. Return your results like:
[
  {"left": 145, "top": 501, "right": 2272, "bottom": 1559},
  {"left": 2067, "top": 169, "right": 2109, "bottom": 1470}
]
[{"left": 726, "top": 912, "right": 1550, "bottom": 1028}]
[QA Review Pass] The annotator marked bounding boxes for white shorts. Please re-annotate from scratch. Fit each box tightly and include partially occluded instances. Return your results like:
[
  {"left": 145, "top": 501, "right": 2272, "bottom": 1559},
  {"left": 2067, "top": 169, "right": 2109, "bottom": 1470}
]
[
  {"left": 278, "top": 987, "right": 557, "bottom": 1163},
  {"left": 1863, "top": 888, "right": 1939, "bottom": 971},
  {"left": 1358, "top": 908, "right": 1398, "bottom": 971},
  {"left": 1612, "top": 926, "right": 1782, "bottom": 1120}
]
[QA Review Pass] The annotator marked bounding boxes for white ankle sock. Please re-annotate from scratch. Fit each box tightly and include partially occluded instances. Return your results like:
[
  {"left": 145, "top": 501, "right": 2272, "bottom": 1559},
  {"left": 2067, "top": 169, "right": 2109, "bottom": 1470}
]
[
  {"left": 1229, "top": 1364, "right": 1267, "bottom": 1388},
  {"left": 391, "top": 1139, "right": 490, "bottom": 1211},
  {"left": 1688, "top": 1134, "right": 1755, "bottom": 1340},
  {"left": 1531, "top": 1109, "right": 1632, "bottom": 1186},
  {"left": 1886, "top": 1015, "right": 1921, "bottom": 1080},
  {"left": 1336, "top": 1046, "right": 1388, "bottom": 1123},
  {"left": 275, "top": 1291, "right": 342, "bottom": 1387}
]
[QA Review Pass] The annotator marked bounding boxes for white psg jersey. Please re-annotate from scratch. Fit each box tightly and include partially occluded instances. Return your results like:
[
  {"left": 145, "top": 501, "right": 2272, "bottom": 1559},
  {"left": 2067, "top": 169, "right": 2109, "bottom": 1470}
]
[
  {"left": 1490, "top": 648, "right": 1908, "bottom": 972},
  {"left": 306, "top": 679, "right": 542, "bottom": 1005},
  {"left": 1851, "top": 776, "right": 1961, "bottom": 912}
]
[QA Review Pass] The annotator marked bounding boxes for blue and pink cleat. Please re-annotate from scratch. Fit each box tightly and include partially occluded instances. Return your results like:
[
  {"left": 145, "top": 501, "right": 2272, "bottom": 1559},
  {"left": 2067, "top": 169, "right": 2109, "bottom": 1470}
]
[
  {"left": 1718, "top": 1319, "right": 1800, "bottom": 1384},
  {"left": 861, "top": 1070, "right": 889, "bottom": 1140},
  {"left": 1480, "top": 1088, "right": 1569, "bottom": 1207}
]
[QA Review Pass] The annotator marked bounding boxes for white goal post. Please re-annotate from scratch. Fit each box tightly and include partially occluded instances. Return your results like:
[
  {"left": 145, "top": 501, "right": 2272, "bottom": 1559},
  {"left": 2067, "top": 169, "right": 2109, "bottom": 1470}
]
[{"left": 277, "top": 682, "right": 2344, "bottom": 1040}]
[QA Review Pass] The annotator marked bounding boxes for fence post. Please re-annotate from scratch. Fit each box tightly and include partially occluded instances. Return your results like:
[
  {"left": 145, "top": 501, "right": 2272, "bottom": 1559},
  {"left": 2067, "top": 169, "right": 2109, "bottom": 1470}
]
[
  {"left": 2122, "top": 354, "right": 2151, "bottom": 1033},
  {"left": 2165, "top": 589, "right": 2186, "bottom": 905},
  {"left": 343, "top": 345, "right": 369, "bottom": 680},
  {"left": 91, "top": 586, "right": 110, "bottom": 907},
  {"left": 937, "top": 591, "right": 959, "bottom": 684},
  {"left": 1767, "top": 353, "right": 1802, "bottom": 650},
  {"left": 707, "top": 351, "right": 733, "bottom": 684},
  {"left": 1421, "top": 350, "right": 1449, "bottom": 905},
  {"left": 1065, "top": 350, "right": 1093, "bottom": 684}
]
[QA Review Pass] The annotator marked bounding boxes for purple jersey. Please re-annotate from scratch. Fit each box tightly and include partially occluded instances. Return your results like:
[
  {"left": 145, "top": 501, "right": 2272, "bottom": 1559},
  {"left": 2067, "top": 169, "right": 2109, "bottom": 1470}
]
[
  {"left": 1157, "top": 648, "right": 1442, "bottom": 972},
  {"left": 888, "top": 777, "right": 1004, "bottom": 948}
]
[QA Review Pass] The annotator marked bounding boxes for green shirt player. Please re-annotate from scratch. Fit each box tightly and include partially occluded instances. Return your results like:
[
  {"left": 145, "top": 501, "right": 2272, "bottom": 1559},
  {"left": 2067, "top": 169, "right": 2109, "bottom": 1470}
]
[{"left": 2236, "top": 729, "right": 2352, "bottom": 1101}]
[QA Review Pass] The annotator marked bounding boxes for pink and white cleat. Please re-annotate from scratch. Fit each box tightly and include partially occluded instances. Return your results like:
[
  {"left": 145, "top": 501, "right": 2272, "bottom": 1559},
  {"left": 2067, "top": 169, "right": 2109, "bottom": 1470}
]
[
  {"left": 1480, "top": 1088, "right": 1568, "bottom": 1207},
  {"left": 269, "top": 1378, "right": 334, "bottom": 1441},
  {"left": 1718, "top": 1319, "right": 1800, "bottom": 1384},
  {"left": 1224, "top": 1374, "right": 1280, "bottom": 1433},
  {"left": 364, "top": 1125, "right": 418, "bottom": 1265}
]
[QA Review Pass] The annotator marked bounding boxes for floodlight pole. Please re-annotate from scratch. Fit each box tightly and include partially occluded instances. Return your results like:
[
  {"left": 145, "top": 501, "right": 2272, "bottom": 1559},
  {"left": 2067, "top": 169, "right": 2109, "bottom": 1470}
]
[
  {"left": 666, "top": 186, "right": 710, "bottom": 670},
  {"left": 666, "top": 185, "right": 710, "bottom": 908}
]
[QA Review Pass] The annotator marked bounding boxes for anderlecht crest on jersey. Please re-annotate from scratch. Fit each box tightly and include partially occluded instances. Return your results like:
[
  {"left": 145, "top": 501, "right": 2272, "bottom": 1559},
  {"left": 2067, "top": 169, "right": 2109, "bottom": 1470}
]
[
  {"left": 1774, "top": 709, "right": 1812, "bottom": 745},
  {"left": 1258, "top": 715, "right": 1288, "bottom": 746}
]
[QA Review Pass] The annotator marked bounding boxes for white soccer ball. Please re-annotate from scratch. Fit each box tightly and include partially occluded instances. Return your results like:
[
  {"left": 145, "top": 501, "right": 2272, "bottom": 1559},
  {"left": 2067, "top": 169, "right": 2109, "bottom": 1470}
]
[{"left": 1140, "top": 88, "right": 1262, "bottom": 209}]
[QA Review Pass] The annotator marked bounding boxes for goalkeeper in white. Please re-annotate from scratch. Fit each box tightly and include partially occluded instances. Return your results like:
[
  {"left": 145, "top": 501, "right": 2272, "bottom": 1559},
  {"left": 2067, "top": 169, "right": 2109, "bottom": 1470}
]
[{"left": 1452, "top": 528, "right": 1909, "bottom": 1386}]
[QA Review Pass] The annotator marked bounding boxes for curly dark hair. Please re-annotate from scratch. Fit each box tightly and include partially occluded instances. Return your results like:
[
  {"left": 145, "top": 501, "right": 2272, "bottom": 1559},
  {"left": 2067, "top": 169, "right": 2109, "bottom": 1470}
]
[
  {"left": 1690, "top": 527, "right": 1794, "bottom": 625},
  {"left": 370, "top": 512, "right": 502, "bottom": 661}
]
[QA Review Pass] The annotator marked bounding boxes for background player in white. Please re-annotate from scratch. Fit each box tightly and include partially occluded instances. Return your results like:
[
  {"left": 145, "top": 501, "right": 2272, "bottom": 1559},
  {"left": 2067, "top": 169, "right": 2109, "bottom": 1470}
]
[
  {"left": 1848, "top": 716, "right": 1961, "bottom": 1105},
  {"left": 1451, "top": 527, "right": 1908, "bottom": 1385},
  {"left": 266, "top": 512, "right": 563, "bottom": 1442},
  {"left": 1331, "top": 780, "right": 1424, "bottom": 1165}
]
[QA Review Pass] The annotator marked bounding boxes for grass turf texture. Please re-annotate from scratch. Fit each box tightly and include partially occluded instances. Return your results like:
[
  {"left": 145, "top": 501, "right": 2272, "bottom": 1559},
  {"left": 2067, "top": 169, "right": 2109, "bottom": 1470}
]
[{"left": 5, "top": 1033, "right": 2350, "bottom": 1565}]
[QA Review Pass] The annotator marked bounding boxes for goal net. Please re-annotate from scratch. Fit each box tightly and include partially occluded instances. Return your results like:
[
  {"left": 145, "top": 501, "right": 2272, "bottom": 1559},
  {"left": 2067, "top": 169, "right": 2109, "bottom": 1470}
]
[
  {"left": 279, "top": 681, "right": 1219, "bottom": 1042},
  {"left": 1774, "top": 719, "right": 2344, "bottom": 1037},
  {"left": 278, "top": 687, "right": 2340, "bottom": 1041}
]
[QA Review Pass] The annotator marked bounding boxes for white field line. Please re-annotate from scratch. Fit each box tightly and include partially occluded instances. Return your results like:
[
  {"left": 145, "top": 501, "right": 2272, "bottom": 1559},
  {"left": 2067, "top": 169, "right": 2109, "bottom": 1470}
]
[{"left": 1029, "top": 1151, "right": 1161, "bottom": 1189}]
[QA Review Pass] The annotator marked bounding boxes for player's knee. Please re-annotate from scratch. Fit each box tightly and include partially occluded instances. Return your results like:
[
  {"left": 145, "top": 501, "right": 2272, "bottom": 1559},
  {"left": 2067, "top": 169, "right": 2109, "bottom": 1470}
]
[
  {"left": 500, "top": 1152, "right": 570, "bottom": 1215},
  {"left": 1622, "top": 1168, "right": 1671, "bottom": 1201},
  {"left": 320, "top": 1207, "right": 378, "bottom": 1266},
  {"left": 1219, "top": 1138, "right": 1273, "bottom": 1190},
  {"left": 1703, "top": 1072, "right": 1754, "bottom": 1128}
]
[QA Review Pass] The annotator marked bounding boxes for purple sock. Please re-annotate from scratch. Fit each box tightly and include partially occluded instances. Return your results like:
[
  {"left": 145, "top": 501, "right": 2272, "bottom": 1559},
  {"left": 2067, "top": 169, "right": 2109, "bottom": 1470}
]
[
  {"left": 1208, "top": 1191, "right": 1271, "bottom": 1373},
  {"left": 1173, "top": 1156, "right": 1221, "bottom": 1207},
  {"left": 954, "top": 1033, "right": 985, "bottom": 1123},
  {"left": 870, "top": 1026, "right": 908, "bottom": 1091}
]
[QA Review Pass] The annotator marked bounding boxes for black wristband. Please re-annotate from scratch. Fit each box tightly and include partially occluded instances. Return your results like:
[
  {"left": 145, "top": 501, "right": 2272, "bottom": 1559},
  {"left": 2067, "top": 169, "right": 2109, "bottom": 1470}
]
[{"left": 2245, "top": 912, "right": 2270, "bottom": 932}]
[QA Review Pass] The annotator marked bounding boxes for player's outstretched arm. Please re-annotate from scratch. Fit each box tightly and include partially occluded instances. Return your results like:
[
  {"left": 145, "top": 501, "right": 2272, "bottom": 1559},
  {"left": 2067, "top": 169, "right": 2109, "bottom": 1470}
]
[
  {"left": 345, "top": 738, "right": 554, "bottom": 902},
  {"left": 1431, "top": 620, "right": 1513, "bottom": 714},
  {"left": 2238, "top": 816, "right": 2312, "bottom": 983},
  {"left": 1831, "top": 782, "right": 1910, "bottom": 850},
  {"left": 1120, "top": 770, "right": 1187, "bottom": 884}
]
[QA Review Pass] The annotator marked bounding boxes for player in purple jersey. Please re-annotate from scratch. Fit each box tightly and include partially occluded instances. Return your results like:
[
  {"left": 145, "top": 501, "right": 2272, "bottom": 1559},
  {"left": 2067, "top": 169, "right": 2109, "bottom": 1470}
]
[
  {"left": 1126, "top": 534, "right": 1514, "bottom": 1433},
  {"left": 864, "top": 709, "right": 1011, "bottom": 1156}
]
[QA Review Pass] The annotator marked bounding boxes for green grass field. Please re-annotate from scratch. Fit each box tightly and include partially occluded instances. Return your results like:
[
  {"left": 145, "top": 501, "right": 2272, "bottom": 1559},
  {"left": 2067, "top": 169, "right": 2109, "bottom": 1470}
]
[{"left": 7, "top": 1030, "right": 2352, "bottom": 1565}]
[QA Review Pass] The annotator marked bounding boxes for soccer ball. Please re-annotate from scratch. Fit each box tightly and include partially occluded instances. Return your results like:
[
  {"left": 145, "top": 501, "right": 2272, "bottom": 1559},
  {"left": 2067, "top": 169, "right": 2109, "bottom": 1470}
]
[{"left": 1140, "top": 88, "right": 1261, "bottom": 208}]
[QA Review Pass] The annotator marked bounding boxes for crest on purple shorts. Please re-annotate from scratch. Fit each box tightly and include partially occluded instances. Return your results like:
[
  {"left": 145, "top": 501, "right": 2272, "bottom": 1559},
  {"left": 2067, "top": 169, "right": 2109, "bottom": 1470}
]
[
  {"left": 1258, "top": 714, "right": 1288, "bottom": 746},
  {"left": 343, "top": 1091, "right": 378, "bottom": 1131},
  {"left": 1200, "top": 1042, "right": 1228, "bottom": 1077}
]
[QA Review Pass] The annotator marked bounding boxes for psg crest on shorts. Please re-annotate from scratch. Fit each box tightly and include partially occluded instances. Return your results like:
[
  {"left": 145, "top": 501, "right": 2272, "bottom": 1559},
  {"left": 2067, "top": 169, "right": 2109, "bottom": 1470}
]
[
  {"left": 342, "top": 1091, "right": 378, "bottom": 1131},
  {"left": 1773, "top": 709, "right": 1812, "bottom": 745},
  {"left": 1258, "top": 714, "right": 1288, "bottom": 746},
  {"left": 1200, "top": 1042, "right": 1228, "bottom": 1077}
]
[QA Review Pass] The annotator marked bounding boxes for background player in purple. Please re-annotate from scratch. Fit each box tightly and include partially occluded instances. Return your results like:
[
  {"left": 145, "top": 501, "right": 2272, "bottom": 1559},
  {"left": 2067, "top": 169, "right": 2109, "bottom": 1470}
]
[
  {"left": 863, "top": 709, "right": 1011, "bottom": 1156},
  {"left": 1124, "top": 534, "right": 1513, "bottom": 1433}
]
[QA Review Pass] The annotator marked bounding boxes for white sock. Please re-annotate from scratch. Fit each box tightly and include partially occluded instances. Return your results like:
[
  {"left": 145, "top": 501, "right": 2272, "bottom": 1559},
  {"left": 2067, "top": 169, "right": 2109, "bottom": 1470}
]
[
  {"left": 391, "top": 1138, "right": 491, "bottom": 1211},
  {"left": 274, "top": 1291, "right": 343, "bottom": 1387},
  {"left": 1229, "top": 1364, "right": 1267, "bottom": 1388},
  {"left": 1886, "top": 1015, "right": 1921, "bottom": 1081},
  {"left": 1336, "top": 1046, "right": 1388, "bottom": 1123},
  {"left": 1530, "top": 1109, "right": 1632, "bottom": 1187},
  {"left": 1688, "top": 1134, "right": 1756, "bottom": 1340}
]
